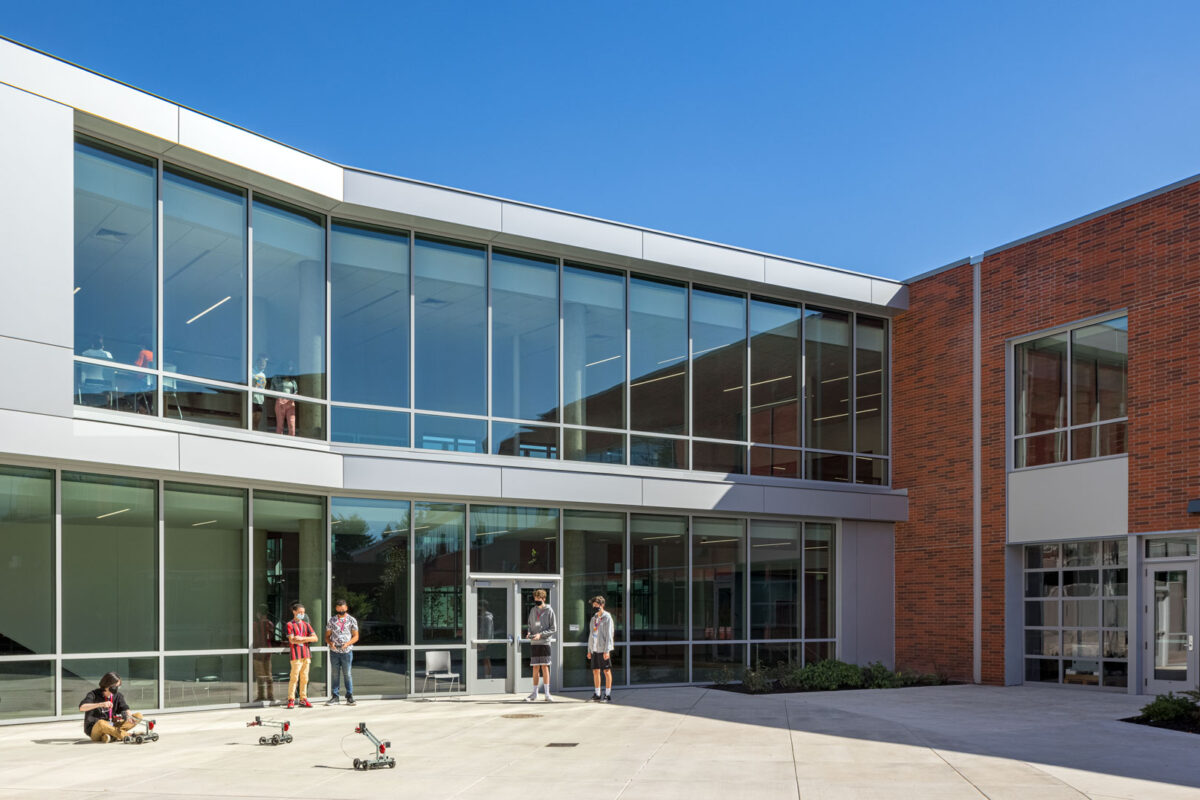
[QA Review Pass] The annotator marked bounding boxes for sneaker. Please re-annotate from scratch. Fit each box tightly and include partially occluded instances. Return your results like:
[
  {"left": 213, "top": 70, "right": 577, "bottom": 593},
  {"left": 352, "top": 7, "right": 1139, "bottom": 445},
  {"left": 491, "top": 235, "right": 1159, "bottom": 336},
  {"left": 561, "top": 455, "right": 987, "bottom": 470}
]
[
  {"left": 591, "top": 694, "right": 602, "bottom": 702},
  {"left": 604, "top": 694, "right": 613, "bottom": 703},
  {"left": 543, "top": 694, "right": 555, "bottom": 702},
  {"left": 326, "top": 697, "right": 340, "bottom": 705},
  {"left": 345, "top": 696, "right": 357, "bottom": 706},
  {"left": 300, "top": 699, "right": 313, "bottom": 708},
  {"left": 286, "top": 699, "right": 295, "bottom": 709},
  {"left": 524, "top": 691, "right": 538, "bottom": 703}
]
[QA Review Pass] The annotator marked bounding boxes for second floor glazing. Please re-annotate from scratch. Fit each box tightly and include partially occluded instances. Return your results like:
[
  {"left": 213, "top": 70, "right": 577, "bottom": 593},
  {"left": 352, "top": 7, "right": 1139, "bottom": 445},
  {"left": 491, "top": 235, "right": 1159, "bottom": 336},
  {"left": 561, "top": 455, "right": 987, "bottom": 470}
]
[{"left": 73, "top": 136, "right": 891, "bottom": 484}]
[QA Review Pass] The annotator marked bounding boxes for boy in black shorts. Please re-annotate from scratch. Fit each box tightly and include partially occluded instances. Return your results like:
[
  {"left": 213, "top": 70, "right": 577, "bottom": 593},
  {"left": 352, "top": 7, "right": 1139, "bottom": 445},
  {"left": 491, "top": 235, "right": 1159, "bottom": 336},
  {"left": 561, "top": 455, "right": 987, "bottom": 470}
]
[{"left": 587, "top": 595, "right": 615, "bottom": 702}]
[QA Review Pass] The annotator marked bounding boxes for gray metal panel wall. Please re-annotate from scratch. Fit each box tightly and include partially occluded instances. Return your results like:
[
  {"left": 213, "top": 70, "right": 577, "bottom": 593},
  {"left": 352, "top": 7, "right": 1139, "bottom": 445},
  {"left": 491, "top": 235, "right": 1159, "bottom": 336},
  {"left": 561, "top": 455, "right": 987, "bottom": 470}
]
[{"left": 840, "top": 520, "right": 896, "bottom": 668}]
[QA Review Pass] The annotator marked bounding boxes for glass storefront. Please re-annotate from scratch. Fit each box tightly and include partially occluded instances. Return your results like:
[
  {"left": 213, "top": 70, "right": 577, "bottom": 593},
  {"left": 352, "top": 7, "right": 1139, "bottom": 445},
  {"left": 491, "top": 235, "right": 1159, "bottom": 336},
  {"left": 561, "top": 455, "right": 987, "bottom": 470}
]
[{"left": 0, "top": 461, "right": 846, "bottom": 720}]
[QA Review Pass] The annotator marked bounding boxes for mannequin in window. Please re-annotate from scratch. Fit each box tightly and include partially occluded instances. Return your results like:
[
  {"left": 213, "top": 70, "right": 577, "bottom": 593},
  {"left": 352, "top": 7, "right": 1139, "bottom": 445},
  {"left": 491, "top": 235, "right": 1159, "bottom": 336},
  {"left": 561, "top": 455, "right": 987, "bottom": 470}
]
[
  {"left": 272, "top": 361, "right": 299, "bottom": 436},
  {"left": 252, "top": 355, "right": 269, "bottom": 431}
]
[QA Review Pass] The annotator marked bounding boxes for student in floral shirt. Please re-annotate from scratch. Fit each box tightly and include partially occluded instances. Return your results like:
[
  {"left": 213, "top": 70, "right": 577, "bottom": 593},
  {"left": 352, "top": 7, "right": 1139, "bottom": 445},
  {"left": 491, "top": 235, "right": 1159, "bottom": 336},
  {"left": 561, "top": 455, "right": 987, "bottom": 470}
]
[{"left": 325, "top": 599, "right": 359, "bottom": 705}]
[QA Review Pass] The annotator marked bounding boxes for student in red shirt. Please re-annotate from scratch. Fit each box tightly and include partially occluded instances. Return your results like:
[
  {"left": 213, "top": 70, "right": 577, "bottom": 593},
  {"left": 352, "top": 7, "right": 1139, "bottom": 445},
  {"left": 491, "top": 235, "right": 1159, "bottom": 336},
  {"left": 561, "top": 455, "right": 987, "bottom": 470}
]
[{"left": 285, "top": 602, "right": 318, "bottom": 709}]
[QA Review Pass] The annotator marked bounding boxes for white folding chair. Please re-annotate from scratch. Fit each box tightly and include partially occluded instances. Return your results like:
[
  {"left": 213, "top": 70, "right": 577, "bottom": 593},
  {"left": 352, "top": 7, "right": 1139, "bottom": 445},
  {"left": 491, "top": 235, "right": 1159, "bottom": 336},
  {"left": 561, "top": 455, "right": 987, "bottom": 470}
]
[{"left": 421, "top": 650, "right": 460, "bottom": 693}]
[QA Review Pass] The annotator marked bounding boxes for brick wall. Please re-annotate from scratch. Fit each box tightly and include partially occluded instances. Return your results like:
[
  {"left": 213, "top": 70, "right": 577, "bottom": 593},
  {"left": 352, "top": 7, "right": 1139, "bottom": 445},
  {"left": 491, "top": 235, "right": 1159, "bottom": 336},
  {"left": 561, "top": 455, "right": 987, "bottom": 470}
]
[
  {"left": 892, "top": 261, "right": 975, "bottom": 682},
  {"left": 895, "top": 178, "right": 1200, "bottom": 685}
]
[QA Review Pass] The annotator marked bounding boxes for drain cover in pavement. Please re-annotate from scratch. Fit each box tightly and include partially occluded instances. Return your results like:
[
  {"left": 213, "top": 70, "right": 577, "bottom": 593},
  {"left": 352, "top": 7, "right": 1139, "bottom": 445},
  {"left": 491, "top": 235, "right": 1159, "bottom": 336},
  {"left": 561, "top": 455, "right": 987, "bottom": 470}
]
[
  {"left": 501, "top": 713, "right": 542, "bottom": 719},
  {"left": 546, "top": 743, "right": 578, "bottom": 748}
]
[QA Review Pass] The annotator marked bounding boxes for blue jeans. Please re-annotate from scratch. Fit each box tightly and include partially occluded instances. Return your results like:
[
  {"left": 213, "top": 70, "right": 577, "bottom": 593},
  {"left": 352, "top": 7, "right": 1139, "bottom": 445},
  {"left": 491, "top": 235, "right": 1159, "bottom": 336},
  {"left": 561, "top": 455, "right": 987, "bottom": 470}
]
[{"left": 330, "top": 650, "right": 354, "bottom": 698}]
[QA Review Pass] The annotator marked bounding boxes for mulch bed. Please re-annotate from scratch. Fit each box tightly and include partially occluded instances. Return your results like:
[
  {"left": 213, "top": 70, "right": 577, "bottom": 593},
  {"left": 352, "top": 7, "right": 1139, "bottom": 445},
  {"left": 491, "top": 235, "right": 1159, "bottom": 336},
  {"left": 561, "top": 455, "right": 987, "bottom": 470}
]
[{"left": 1122, "top": 715, "right": 1200, "bottom": 735}]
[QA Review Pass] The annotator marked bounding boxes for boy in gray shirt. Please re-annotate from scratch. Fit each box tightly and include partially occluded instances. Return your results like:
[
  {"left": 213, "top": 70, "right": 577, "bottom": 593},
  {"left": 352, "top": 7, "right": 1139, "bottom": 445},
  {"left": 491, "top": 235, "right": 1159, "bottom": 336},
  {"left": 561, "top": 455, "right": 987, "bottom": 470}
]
[
  {"left": 524, "top": 589, "right": 557, "bottom": 702},
  {"left": 588, "top": 595, "right": 616, "bottom": 702}
]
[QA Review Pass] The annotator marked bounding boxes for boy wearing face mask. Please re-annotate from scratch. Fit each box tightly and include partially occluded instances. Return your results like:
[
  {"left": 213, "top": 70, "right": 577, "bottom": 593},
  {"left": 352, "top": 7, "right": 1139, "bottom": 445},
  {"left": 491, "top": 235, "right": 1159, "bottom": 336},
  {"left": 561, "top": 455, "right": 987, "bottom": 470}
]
[
  {"left": 78, "top": 671, "right": 142, "bottom": 742},
  {"left": 523, "top": 588, "right": 557, "bottom": 702},
  {"left": 325, "top": 599, "right": 359, "bottom": 706},
  {"left": 285, "top": 601, "right": 319, "bottom": 709},
  {"left": 588, "top": 596, "right": 615, "bottom": 702}
]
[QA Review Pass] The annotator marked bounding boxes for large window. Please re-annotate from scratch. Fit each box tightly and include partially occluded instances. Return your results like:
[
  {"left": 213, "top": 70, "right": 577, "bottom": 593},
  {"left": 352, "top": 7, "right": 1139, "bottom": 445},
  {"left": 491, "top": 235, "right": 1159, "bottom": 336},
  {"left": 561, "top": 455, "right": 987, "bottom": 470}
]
[
  {"left": 630, "top": 515, "right": 688, "bottom": 642},
  {"left": 331, "top": 221, "right": 410, "bottom": 408},
  {"left": 749, "top": 520, "right": 801, "bottom": 639},
  {"left": 1013, "top": 316, "right": 1127, "bottom": 468},
  {"left": 414, "top": 236, "right": 486, "bottom": 416},
  {"left": 0, "top": 466, "right": 54, "bottom": 656},
  {"left": 492, "top": 251, "right": 559, "bottom": 423},
  {"left": 630, "top": 276, "right": 687, "bottom": 435},
  {"left": 1023, "top": 540, "right": 1128, "bottom": 688},
  {"left": 563, "top": 264, "right": 625, "bottom": 430},
  {"left": 252, "top": 198, "right": 326, "bottom": 401},
  {"left": 61, "top": 472, "right": 157, "bottom": 653},
  {"left": 414, "top": 502, "right": 465, "bottom": 644},
  {"left": 74, "top": 139, "right": 157, "bottom": 367},
  {"left": 252, "top": 491, "right": 326, "bottom": 644},
  {"left": 692, "top": 518, "right": 745, "bottom": 640},
  {"left": 470, "top": 505, "right": 558, "bottom": 574},
  {"left": 331, "top": 497, "right": 411, "bottom": 645},
  {"left": 165, "top": 483, "right": 246, "bottom": 651},
  {"left": 562, "top": 511, "right": 625, "bottom": 644},
  {"left": 692, "top": 287, "right": 746, "bottom": 442},
  {"left": 163, "top": 168, "right": 247, "bottom": 384}
]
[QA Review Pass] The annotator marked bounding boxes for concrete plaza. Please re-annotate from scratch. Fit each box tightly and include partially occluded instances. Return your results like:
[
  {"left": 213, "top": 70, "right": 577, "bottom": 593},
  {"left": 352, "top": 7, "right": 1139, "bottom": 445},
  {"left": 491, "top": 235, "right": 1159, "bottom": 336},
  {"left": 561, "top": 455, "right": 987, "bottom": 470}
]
[{"left": 0, "top": 684, "right": 1196, "bottom": 799}]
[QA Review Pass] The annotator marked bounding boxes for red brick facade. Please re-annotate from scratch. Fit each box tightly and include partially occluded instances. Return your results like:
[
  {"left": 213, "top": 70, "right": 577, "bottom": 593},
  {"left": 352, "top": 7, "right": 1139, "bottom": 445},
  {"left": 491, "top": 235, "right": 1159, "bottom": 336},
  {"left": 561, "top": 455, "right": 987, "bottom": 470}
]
[{"left": 895, "top": 178, "right": 1200, "bottom": 684}]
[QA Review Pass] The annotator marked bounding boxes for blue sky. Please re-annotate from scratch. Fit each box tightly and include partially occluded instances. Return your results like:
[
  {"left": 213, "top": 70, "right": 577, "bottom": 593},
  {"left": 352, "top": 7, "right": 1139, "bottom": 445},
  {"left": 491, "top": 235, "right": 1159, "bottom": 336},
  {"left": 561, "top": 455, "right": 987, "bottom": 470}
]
[{"left": 9, "top": 2, "right": 1200, "bottom": 279}]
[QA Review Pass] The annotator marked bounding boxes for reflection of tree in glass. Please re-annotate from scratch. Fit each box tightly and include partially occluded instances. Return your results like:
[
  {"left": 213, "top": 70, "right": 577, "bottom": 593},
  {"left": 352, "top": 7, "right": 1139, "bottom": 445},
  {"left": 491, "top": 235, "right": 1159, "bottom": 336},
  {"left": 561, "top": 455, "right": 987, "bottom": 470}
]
[{"left": 332, "top": 512, "right": 410, "bottom": 630}]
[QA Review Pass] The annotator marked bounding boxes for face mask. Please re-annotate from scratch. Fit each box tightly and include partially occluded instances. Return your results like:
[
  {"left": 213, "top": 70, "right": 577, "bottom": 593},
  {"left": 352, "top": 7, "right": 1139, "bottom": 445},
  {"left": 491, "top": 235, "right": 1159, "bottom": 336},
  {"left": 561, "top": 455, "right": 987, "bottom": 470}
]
[
  {"left": 337, "top": 611, "right": 347, "bottom": 616},
  {"left": 536, "top": 600, "right": 544, "bottom": 606},
  {"left": 295, "top": 613, "right": 306, "bottom": 621}
]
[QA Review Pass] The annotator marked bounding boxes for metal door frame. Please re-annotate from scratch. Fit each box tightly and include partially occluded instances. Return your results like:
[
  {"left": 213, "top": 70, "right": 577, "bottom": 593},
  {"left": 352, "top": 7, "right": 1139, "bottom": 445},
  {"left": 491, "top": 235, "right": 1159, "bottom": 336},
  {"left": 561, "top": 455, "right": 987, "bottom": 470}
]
[
  {"left": 1143, "top": 562, "right": 1198, "bottom": 695},
  {"left": 468, "top": 575, "right": 562, "bottom": 694}
]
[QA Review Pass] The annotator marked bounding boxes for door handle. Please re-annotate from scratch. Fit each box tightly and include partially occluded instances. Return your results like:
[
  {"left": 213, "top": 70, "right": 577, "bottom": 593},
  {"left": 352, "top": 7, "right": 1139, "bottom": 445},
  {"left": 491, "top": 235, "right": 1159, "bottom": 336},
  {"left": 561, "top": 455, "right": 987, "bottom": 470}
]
[
  {"left": 507, "top": 635, "right": 514, "bottom": 644},
  {"left": 1190, "top": 635, "right": 1194, "bottom": 651}
]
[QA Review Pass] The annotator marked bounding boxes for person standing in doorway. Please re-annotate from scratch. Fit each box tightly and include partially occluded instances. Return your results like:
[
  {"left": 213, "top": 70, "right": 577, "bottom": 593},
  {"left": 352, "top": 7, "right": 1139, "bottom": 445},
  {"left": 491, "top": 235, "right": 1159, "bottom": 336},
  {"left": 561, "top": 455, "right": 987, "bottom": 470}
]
[
  {"left": 252, "top": 604, "right": 276, "bottom": 703},
  {"left": 588, "top": 596, "right": 615, "bottom": 702},
  {"left": 523, "top": 589, "right": 557, "bottom": 702},
  {"left": 285, "top": 602, "right": 318, "bottom": 709},
  {"left": 325, "top": 599, "right": 359, "bottom": 706}
]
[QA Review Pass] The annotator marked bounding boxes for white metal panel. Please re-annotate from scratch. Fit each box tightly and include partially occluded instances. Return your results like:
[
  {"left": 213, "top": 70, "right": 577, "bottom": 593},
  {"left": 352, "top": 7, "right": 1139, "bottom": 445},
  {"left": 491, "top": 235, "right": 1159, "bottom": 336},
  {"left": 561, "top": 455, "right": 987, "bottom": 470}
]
[
  {"left": 642, "top": 232, "right": 766, "bottom": 283},
  {"left": 343, "top": 170, "right": 503, "bottom": 233},
  {"left": 500, "top": 203, "right": 642, "bottom": 259},
  {"left": 764, "top": 257, "right": 874, "bottom": 304},
  {"left": 499, "top": 466, "right": 642, "bottom": 507},
  {"left": 641, "top": 477, "right": 765, "bottom": 513},
  {"left": 0, "top": 82, "right": 74, "bottom": 348},
  {"left": 868, "top": 492, "right": 910, "bottom": 522},
  {"left": 1007, "top": 456, "right": 1128, "bottom": 542},
  {"left": 0, "top": 409, "right": 179, "bottom": 471},
  {"left": 0, "top": 39, "right": 179, "bottom": 142},
  {"left": 176, "top": 108, "right": 343, "bottom": 201},
  {"left": 0, "top": 337, "right": 72, "bottom": 417},
  {"left": 342, "top": 454, "right": 503, "bottom": 498},
  {"left": 871, "top": 279, "right": 909, "bottom": 309},
  {"left": 178, "top": 433, "right": 343, "bottom": 489}
]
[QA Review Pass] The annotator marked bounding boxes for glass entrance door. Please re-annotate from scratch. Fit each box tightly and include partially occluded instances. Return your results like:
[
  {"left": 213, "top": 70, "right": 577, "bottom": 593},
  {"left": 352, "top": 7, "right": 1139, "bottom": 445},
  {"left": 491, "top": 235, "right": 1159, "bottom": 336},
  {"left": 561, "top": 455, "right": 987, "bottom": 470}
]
[
  {"left": 1144, "top": 565, "right": 1197, "bottom": 693},
  {"left": 469, "top": 578, "right": 560, "bottom": 695}
]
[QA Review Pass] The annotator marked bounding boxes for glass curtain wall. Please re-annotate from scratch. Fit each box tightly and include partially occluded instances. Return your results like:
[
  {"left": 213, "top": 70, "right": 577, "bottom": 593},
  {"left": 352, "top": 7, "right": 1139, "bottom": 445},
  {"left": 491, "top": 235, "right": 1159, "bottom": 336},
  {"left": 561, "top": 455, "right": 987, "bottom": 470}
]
[
  {"left": 71, "top": 138, "right": 889, "bottom": 485},
  {"left": 0, "top": 459, "right": 852, "bottom": 715}
]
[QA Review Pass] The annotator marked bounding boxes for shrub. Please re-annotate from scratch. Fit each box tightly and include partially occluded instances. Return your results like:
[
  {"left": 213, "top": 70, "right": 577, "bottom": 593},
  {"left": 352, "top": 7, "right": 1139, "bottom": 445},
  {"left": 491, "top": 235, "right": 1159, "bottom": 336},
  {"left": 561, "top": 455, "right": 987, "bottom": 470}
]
[
  {"left": 795, "top": 659, "right": 863, "bottom": 691},
  {"left": 1140, "top": 692, "right": 1200, "bottom": 723},
  {"left": 741, "top": 662, "right": 773, "bottom": 694},
  {"left": 713, "top": 663, "right": 734, "bottom": 686},
  {"left": 860, "top": 661, "right": 901, "bottom": 689}
]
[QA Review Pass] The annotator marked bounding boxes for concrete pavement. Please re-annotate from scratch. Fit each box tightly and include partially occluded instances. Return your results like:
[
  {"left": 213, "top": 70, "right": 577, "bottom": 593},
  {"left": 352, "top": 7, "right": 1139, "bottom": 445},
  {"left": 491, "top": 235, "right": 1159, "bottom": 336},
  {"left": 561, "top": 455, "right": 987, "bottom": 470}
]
[{"left": 0, "top": 684, "right": 1195, "bottom": 799}]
